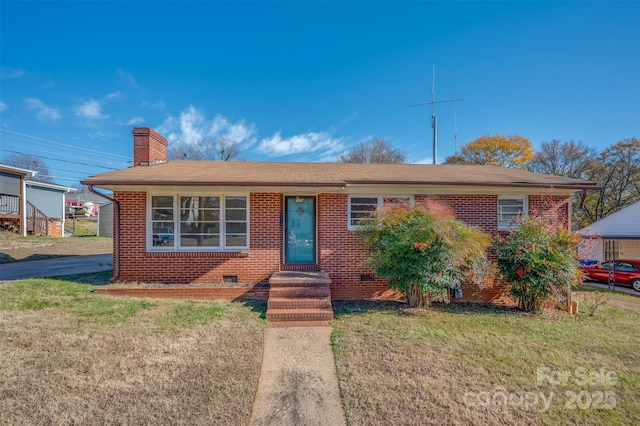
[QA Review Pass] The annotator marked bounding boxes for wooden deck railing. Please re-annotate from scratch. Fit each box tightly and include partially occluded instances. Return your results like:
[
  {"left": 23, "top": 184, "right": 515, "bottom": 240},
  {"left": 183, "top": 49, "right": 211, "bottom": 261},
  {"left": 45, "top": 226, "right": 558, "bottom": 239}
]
[
  {"left": 0, "top": 194, "right": 50, "bottom": 236},
  {"left": 0, "top": 194, "right": 20, "bottom": 214},
  {"left": 27, "top": 201, "right": 49, "bottom": 236}
]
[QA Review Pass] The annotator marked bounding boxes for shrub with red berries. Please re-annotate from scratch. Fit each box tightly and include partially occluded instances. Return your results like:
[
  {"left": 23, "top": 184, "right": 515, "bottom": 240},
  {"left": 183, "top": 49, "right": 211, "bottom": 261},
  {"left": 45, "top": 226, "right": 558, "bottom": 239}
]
[{"left": 495, "top": 216, "right": 581, "bottom": 312}]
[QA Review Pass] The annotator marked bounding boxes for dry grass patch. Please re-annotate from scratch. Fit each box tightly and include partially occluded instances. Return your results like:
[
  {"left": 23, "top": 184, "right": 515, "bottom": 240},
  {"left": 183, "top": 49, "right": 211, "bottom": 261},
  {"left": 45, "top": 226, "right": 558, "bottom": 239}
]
[
  {"left": 574, "top": 286, "right": 640, "bottom": 315},
  {"left": 0, "top": 273, "right": 266, "bottom": 425},
  {"left": 0, "top": 231, "right": 111, "bottom": 264},
  {"left": 332, "top": 301, "right": 639, "bottom": 426},
  {"left": 64, "top": 217, "right": 99, "bottom": 236}
]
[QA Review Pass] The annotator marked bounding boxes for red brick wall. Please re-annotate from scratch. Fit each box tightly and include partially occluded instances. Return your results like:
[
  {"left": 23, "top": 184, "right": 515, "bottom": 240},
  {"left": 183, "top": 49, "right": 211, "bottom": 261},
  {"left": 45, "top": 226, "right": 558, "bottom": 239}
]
[
  {"left": 95, "top": 286, "right": 269, "bottom": 301},
  {"left": 318, "top": 193, "right": 393, "bottom": 299},
  {"left": 48, "top": 219, "right": 63, "bottom": 238},
  {"left": 133, "top": 127, "right": 168, "bottom": 166},
  {"left": 528, "top": 194, "right": 570, "bottom": 230},
  {"left": 115, "top": 191, "right": 282, "bottom": 284},
  {"left": 114, "top": 190, "right": 571, "bottom": 302},
  {"left": 415, "top": 194, "right": 498, "bottom": 234}
]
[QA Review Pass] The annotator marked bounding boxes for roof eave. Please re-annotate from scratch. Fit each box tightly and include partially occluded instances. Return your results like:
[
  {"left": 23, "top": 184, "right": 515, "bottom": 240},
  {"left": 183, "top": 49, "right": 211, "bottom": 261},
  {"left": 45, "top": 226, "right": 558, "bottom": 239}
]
[
  {"left": 81, "top": 180, "right": 347, "bottom": 188},
  {"left": 345, "top": 181, "right": 601, "bottom": 191},
  {"left": 579, "top": 234, "right": 640, "bottom": 239},
  {"left": 82, "top": 179, "right": 599, "bottom": 192}
]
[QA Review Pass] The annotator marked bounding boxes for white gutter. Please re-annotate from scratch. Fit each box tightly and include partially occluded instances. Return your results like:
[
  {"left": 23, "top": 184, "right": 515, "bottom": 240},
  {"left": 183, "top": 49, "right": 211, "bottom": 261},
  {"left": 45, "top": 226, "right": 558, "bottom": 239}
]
[{"left": 21, "top": 178, "right": 27, "bottom": 237}]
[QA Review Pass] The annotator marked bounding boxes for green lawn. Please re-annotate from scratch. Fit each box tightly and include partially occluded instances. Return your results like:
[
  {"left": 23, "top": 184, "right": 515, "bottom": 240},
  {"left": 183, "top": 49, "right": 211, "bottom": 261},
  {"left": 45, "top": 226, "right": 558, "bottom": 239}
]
[
  {"left": 3, "top": 273, "right": 637, "bottom": 425},
  {"left": 332, "top": 296, "right": 639, "bottom": 425},
  {"left": 0, "top": 272, "right": 266, "bottom": 425}
]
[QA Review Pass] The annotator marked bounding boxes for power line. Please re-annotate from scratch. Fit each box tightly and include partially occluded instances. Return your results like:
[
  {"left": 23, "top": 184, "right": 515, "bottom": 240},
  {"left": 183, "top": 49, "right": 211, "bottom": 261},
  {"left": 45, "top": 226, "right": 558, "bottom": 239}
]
[
  {"left": 0, "top": 136, "right": 130, "bottom": 167},
  {"left": 35, "top": 175, "right": 84, "bottom": 183},
  {"left": 0, "top": 149, "right": 119, "bottom": 170},
  {"left": 0, "top": 128, "right": 130, "bottom": 161},
  {"left": 1, "top": 139, "right": 129, "bottom": 168}
]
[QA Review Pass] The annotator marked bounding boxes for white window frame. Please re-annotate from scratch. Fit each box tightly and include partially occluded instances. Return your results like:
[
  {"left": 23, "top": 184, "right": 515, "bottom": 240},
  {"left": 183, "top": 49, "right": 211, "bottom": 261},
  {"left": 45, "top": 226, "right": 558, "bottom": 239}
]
[
  {"left": 147, "top": 193, "right": 249, "bottom": 252},
  {"left": 497, "top": 196, "right": 527, "bottom": 231},
  {"left": 348, "top": 195, "right": 414, "bottom": 230}
]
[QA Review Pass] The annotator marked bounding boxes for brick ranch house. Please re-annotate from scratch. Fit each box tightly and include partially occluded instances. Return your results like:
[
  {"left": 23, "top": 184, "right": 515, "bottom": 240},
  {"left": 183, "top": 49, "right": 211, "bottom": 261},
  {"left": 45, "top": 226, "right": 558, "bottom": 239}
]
[{"left": 83, "top": 128, "right": 597, "bottom": 321}]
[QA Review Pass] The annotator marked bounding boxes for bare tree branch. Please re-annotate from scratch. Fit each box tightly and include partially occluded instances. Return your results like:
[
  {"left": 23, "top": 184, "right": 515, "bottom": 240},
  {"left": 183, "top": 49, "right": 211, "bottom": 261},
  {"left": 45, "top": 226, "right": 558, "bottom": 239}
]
[
  {"left": 338, "top": 138, "right": 406, "bottom": 164},
  {"left": 168, "top": 138, "right": 242, "bottom": 161}
]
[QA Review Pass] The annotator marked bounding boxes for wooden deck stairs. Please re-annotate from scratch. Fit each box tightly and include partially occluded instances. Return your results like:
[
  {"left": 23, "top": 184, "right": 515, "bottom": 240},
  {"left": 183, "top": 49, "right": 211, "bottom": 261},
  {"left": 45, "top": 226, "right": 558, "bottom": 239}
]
[
  {"left": 0, "top": 194, "right": 49, "bottom": 236},
  {"left": 266, "top": 271, "right": 333, "bottom": 327}
]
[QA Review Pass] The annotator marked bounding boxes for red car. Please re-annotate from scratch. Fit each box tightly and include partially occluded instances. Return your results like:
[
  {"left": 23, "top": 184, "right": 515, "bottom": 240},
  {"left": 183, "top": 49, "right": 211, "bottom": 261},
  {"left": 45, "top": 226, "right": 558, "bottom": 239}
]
[{"left": 581, "top": 259, "right": 640, "bottom": 292}]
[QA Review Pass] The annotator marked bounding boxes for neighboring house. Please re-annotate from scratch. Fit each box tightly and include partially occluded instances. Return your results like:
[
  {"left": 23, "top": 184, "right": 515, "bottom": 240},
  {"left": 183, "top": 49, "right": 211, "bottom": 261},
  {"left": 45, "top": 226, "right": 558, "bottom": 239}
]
[
  {"left": 83, "top": 127, "right": 598, "bottom": 303},
  {"left": 577, "top": 201, "right": 640, "bottom": 262},
  {"left": 1, "top": 164, "right": 36, "bottom": 236},
  {"left": 1, "top": 163, "right": 75, "bottom": 237},
  {"left": 97, "top": 201, "right": 114, "bottom": 237},
  {"left": 66, "top": 190, "right": 111, "bottom": 216}
]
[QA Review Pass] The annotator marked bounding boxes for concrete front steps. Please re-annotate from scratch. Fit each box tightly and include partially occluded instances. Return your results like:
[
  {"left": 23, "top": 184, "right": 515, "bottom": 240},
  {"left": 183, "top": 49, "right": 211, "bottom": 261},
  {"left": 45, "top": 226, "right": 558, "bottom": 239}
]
[{"left": 266, "top": 271, "right": 333, "bottom": 327}]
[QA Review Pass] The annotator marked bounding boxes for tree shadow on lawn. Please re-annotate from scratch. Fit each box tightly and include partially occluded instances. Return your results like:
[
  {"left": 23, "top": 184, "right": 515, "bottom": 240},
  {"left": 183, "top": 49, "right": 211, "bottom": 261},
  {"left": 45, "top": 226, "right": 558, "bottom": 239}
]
[
  {"left": 238, "top": 300, "right": 267, "bottom": 320},
  {"left": 332, "top": 299, "right": 530, "bottom": 319},
  {"left": 46, "top": 270, "right": 114, "bottom": 286},
  {"left": 44, "top": 273, "right": 270, "bottom": 320}
]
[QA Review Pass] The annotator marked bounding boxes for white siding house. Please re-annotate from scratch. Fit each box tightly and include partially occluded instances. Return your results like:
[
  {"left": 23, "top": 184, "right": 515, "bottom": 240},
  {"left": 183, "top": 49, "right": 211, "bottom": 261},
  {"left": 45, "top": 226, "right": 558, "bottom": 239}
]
[
  {"left": 97, "top": 201, "right": 114, "bottom": 238},
  {"left": 0, "top": 163, "right": 75, "bottom": 237},
  {"left": 578, "top": 202, "right": 640, "bottom": 262}
]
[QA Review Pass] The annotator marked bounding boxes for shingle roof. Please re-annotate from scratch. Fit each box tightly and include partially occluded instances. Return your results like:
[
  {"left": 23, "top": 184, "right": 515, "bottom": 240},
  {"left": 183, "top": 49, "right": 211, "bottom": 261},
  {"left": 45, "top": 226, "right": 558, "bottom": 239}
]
[
  {"left": 82, "top": 160, "right": 598, "bottom": 190},
  {"left": 578, "top": 201, "right": 640, "bottom": 238}
]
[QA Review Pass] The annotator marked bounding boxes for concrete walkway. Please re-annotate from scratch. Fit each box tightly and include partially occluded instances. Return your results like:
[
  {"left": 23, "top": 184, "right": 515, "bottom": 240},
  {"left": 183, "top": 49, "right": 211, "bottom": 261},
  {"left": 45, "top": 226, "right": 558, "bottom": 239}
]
[
  {"left": 0, "top": 254, "right": 112, "bottom": 281},
  {"left": 249, "top": 327, "right": 346, "bottom": 426}
]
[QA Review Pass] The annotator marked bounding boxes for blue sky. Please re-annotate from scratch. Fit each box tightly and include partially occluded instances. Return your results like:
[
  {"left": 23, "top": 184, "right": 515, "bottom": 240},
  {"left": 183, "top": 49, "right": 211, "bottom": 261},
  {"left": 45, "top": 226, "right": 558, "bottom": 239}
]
[{"left": 1, "top": 1, "right": 638, "bottom": 187}]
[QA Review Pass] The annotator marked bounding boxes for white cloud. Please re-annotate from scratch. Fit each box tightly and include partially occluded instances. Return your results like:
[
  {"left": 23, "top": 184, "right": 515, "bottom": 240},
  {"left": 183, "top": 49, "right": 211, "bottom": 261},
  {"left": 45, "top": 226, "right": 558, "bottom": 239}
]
[
  {"left": 105, "top": 91, "right": 124, "bottom": 101},
  {"left": 87, "top": 131, "right": 108, "bottom": 139},
  {"left": 116, "top": 67, "right": 139, "bottom": 90},
  {"left": 140, "top": 100, "right": 166, "bottom": 109},
  {"left": 257, "top": 131, "right": 344, "bottom": 157},
  {"left": 209, "top": 114, "right": 256, "bottom": 145},
  {"left": 156, "top": 106, "right": 345, "bottom": 160},
  {"left": 1, "top": 66, "right": 24, "bottom": 79},
  {"left": 75, "top": 99, "right": 108, "bottom": 120},
  {"left": 180, "top": 106, "right": 206, "bottom": 144},
  {"left": 158, "top": 106, "right": 256, "bottom": 146},
  {"left": 127, "top": 116, "right": 144, "bottom": 125},
  {"left": 415, "top": 157, "right": 435, "bottom": 164},
  {"left": 210, "top": 115, "right": 229, "bottom": 135},
  {"left": 0, "top": 101, "right": 7, "bottom": 111},
  {"left": 24, "top": 98, "right": 61, "bottom": 121}
]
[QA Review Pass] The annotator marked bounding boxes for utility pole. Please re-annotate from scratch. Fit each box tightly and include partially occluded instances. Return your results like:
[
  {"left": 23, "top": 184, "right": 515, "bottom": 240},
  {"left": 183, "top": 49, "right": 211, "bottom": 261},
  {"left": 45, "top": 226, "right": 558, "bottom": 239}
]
[{"left": 404, "top": 66, "right": 463, "bottom": 164}]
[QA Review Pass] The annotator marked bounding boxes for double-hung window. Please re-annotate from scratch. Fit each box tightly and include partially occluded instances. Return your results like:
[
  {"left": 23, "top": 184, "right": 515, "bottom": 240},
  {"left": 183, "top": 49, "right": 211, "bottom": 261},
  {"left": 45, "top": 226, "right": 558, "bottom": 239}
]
[
  {"left": 497, "top": 196, "right": 527, "bottom": 231},
  {"left": 149, "top": 194, "right": 248, "bottom": 251},
  {"left": 348, "top": 195, "right": 413, "bottom": 229}
]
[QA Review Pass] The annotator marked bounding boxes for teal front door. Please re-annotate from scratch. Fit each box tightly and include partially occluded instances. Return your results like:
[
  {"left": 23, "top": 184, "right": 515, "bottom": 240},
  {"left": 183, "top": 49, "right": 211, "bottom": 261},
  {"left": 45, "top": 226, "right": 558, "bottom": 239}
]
[{"left": 285, "top": 196, "right": 316, "bottom": 264}]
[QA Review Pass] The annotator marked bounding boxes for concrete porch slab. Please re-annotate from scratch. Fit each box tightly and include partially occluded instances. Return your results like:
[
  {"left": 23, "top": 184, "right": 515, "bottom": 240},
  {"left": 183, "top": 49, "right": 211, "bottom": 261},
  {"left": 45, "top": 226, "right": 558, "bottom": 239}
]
[{"left": 269, "top": 271, "right": 331, "bottom": 287}]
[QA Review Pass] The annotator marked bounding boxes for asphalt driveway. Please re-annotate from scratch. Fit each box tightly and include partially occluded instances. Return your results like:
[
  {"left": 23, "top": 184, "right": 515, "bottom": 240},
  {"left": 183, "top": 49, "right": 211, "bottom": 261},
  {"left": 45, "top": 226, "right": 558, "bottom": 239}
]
[
  {"left": 583, "top": 280, "right": 640, "bottom": 297},
  {"left": 0, "top": 254, "right": 112, "bottom": 281}
]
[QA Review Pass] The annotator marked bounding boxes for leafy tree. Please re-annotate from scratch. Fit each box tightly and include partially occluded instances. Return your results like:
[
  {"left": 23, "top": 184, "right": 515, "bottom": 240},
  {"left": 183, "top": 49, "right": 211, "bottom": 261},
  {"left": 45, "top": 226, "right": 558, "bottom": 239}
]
[
  {"left": 2, "top": 153, "right": 53, "bottom": 182},
  {"left": 579, "top": 138, "right": 640, "bottom": 226},
  {"left": 339, "top": 138, "right": 406, "bottom": 164},
  {"left": 527, "top": 139, "right": 597, "bottom": 178},
  {"left": 495, "top": 216, "right": 581, "bottom": 312},
  {"left": 357, "top": 200, "right": 492, "bottom": 307},
  {"left": 444, "top": 134, "right": 533, "bottom": 169},
  {"left": 527, "top": 139, "right": 599, "bottom": 227},
  {"left": 168, "top": 137, "right": 241, "bottom": 161}
]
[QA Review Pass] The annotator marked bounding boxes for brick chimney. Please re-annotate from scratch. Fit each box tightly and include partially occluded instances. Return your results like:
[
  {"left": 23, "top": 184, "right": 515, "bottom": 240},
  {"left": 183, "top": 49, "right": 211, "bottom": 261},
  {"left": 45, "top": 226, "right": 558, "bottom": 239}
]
[{"left": 132, "top": 127, "right": 168, "bottom": 166}]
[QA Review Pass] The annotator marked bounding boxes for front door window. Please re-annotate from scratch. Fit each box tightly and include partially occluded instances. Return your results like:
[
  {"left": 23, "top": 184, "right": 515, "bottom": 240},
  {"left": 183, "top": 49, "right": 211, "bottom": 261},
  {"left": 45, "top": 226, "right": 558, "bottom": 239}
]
[{"left": 285, "top": 196, "right": 315, "bottom": 264}]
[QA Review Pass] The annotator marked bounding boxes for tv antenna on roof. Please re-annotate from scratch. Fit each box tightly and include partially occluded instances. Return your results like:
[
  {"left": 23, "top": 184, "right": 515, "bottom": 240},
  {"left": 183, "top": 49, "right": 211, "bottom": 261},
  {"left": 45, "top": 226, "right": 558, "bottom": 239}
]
[
  {"left": 404, "top": 65, "right": 463, "bottom": 164},
  {"left": 453, "top": 110, "right": 458, "bottom": 154}
]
